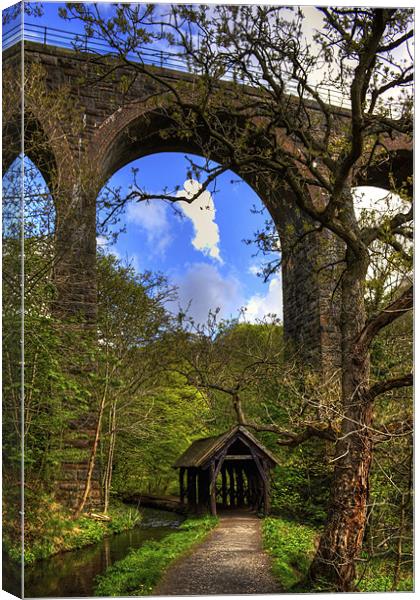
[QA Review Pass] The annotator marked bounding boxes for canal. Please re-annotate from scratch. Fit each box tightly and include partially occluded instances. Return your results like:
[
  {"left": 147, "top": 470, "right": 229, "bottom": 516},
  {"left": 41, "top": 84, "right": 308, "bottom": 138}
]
[{"left": 3, "top": 508, "right": 183, "bottom": 597}]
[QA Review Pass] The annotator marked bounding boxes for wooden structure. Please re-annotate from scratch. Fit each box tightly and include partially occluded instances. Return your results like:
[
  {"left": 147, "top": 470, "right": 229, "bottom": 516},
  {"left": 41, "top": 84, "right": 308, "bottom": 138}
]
[{"left": 174, "top": 426, "right": 280, "bottom": 516}]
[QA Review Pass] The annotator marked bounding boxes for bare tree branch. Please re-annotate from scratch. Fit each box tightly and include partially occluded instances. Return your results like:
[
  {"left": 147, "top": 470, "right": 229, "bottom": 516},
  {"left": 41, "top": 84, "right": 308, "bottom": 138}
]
[
  {"left": 367, "top": 373, "right": 413, "bottom": 401},
  {"left": 356, "top": 284, "right": 413, "bottom": 353}
]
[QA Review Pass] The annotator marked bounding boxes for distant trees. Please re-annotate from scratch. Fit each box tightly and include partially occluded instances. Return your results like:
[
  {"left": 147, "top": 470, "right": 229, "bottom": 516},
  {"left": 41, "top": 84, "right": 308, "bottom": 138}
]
[{"left": 93, "top": 255, "right": 177, "bottom": 512}]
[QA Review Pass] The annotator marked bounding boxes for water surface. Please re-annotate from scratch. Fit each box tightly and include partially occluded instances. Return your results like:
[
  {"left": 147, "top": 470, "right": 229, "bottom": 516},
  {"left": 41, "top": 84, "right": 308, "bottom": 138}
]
[{"left": 3, "top": 508, "right": 182, "bottom": 598}]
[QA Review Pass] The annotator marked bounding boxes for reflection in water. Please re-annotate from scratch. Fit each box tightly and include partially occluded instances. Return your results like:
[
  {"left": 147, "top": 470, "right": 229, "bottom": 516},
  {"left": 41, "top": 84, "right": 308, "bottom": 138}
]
[{"left": 4, "top": 508, "right": 183, "bottom": 598}]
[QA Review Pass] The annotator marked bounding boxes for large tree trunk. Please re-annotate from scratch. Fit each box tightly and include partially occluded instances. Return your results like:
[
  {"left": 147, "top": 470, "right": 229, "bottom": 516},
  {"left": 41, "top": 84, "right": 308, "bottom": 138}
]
[{"left": 310, "top": 252, "right": 372, "bottom": 591}]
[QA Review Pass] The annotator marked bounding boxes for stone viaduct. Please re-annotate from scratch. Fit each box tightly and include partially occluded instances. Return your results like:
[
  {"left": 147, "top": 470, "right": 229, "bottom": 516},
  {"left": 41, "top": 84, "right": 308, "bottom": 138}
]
[{"left": 3, "top": 38, "right": 412, "bottom": 508}]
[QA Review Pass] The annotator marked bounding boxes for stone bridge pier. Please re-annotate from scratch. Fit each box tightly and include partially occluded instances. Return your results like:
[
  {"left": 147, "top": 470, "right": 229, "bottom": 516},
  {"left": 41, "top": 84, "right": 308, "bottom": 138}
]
[{"left": 257, "top": 182, "right": 344, "bottom": 373}]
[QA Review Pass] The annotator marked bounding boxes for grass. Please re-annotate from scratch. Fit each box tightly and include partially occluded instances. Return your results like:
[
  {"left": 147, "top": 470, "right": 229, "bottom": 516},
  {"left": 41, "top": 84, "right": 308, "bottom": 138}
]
[
  {"left": 357, "top": 557, "right": 413, "bottom": 592},
  {"left": 262, "top": 516, "right": 318, "bottom": 590},
  {"left": 263, "top": 517, "right": 413, "bottom": 593},
  {"left": 94, "top": 515, "right": 218, "bottom": 596},
  {"left": 5, "top": 497, "right": 142, "bottom": 565}
]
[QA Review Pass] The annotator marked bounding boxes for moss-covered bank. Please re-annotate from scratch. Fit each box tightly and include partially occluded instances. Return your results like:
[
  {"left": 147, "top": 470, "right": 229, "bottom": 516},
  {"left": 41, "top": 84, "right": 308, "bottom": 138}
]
[{"left": 5, "top": 497, "right": 142, "bottom": 565}]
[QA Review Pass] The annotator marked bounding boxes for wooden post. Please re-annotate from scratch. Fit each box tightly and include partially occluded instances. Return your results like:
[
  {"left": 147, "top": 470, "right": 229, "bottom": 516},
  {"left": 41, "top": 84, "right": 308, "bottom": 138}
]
[
  {"left": 249, "top": 447, "right": 270, "bottom": 514},
  {"left": 243, "top": 466, "right": 249, "bottom": 506},
  {"left": 179, "top": 467, "right": 185, "bottom": 505},
  {"left": 187, "top": 468, "right": 197, "bottom": 511},
  {"left": 210, "top": 461, "right": 217, "bottom": 516},
  {"left": 221, "top": 465, "right": 227, "bottom": 508},
  {"left": 249, "top": 472, "right": 256, "bottom": 510},
  {"left": 228, "top": 464, "right": 235, "bottom": 508},
  {"left": 263, "top": 460, "right": 271, "bottom": 515},
  {"left": 237, "top": 466, "right": 244, "bottom": 507},
  {"left": 192, "top": 469, "right": 198, "bottom": 512},
  {"left": 197, "top": 469, "right": 208, "bottom": 513},
  {"left": 187, "top": 468, "right": 192, "bottom": 508}
]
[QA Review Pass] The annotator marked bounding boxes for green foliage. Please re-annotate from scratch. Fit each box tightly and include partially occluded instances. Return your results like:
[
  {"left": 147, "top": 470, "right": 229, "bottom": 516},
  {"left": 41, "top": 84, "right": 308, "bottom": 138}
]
[
  {"left": 4, "top": 496, "right": 141, "bottom": 565},
  {"left": 262, "top": 517, "right": 318, "bottom": 590},
  {"left": 271, "top": 443, "right": 332, "bottom": 526},
  {"left": 262, "top": 517, "right": 413, "bottom": 593},
  {"left": 357, "top": 558, "right": 413, "bottom": 592},
  {"left": 110, "top": 370, "right": 210, "bottom": 496},
  {"left": 95, "top": 254, "right": 212, "bottom": 499},
  {"left": 94, "top": 516, "right": 218, "bottom": 596}
]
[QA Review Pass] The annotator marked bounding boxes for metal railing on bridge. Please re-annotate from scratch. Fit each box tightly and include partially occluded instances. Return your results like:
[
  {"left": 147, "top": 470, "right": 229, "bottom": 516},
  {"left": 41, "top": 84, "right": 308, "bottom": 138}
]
[{"left": 2, "top": 22, "right": 359, "bottom": 112}]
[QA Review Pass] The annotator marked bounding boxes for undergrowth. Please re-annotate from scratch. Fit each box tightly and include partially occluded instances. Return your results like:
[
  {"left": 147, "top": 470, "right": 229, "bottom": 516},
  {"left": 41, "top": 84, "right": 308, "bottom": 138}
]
[
  {"left": 94, "top": 515, "right": 218, "bottom": 596},
  {"left": 5, "top": 495, "right": 141, "bottom": 565},
  {"left": 357, "top": 557, "right": 413, "bottom": 592},
  {"left": 263, "top": 517, "right": 413, "bottom": 593},
  {"left": 262, "top": 516, "right": 318, "bottom": 590}
]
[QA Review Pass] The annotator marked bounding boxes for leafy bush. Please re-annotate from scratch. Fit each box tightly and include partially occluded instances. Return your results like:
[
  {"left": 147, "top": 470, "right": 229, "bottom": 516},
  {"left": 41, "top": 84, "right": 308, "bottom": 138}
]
[
  {"left": 357, "top": 558, "right": 413, "bottom": 592},
  {"left": 95, "top": 516, "right": 218, "bottom": 596},
  {"left": 270, "top": 443, "right": 332, "bottom": 526}
]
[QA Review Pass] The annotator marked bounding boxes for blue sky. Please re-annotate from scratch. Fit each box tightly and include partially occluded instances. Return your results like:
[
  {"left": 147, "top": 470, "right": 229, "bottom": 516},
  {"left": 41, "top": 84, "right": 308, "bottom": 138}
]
[{"left": 98, "top": 153, "right": 283, "bottom": 324}]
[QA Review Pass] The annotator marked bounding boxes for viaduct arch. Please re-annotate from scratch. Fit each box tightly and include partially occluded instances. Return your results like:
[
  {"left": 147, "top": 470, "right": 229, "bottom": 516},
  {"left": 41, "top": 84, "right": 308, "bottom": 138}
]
[
  {"left": 4, "top": 40, "right": 412, "bottom": 369},
  {"left": 3, "top": 40, "right": 412, "bottom": 508}
]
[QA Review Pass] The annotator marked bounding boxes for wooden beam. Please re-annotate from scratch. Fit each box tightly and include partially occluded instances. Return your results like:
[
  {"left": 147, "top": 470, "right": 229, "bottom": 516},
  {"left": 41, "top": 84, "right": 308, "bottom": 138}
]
[
  {"left": 179, "top": 467, "right": 185, "bottom": 505},
  {"left": 221, "top": 465, "right": 227, "bottom": 508},
  {"left": 224, "top": 454, "right": 253, "bottom": 460},
  {"left": 210, "top": 461, "right": 217, "bottom": 516}
]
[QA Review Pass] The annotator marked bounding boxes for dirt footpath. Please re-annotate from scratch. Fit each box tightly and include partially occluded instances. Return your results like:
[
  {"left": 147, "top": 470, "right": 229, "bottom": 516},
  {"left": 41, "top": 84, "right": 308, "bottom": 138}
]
[{"left": 155, "top": 513, "right": 281, "bottom": 595}]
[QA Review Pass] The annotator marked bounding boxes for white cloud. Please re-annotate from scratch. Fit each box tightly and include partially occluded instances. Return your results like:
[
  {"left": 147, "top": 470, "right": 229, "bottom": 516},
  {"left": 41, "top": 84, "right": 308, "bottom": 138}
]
[
  {"left": 172, "top": 262, "right": 284, "bottom": 325},
  {"left": 244, "top": 272, "right": 283, "bottom": 322},
  {"left": 177, "top": 180, "right": 223, "bottom": 263},
  {"left": 96, "top": 235, "right": 121, "bottom": 261},
  {"left": 173, "top": 262, "right": 243, "bottom": 323},
  {"left": 248, "top": 264, "right": 261, "bottom": 276},
  {"left": 97, "top": 235, "right": 107, "bottom": 248},
  {"left": 126, "top": 200, "right": 172, "bottom": 255},
  {"left": 353, "top": 186, "right": 407, "bottom": 225}
]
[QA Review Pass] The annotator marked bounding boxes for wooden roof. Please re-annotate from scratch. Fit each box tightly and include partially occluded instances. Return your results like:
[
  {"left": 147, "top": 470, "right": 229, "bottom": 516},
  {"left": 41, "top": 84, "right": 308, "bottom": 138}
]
[{"left": 174, "top": 425, "right": 280, "bottom": 468}]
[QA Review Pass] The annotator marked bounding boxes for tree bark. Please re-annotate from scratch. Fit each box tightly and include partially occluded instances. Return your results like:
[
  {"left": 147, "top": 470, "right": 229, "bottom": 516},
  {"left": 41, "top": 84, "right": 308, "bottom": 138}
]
[{"left": 310, "top": 250, "right": 372, "bottom": 591}]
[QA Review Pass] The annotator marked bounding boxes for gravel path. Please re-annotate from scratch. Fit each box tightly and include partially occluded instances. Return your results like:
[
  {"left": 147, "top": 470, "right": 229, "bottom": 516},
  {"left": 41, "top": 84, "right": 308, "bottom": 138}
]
[{"left": 154, "top": 513, "right": 281, "bottom": 596}]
